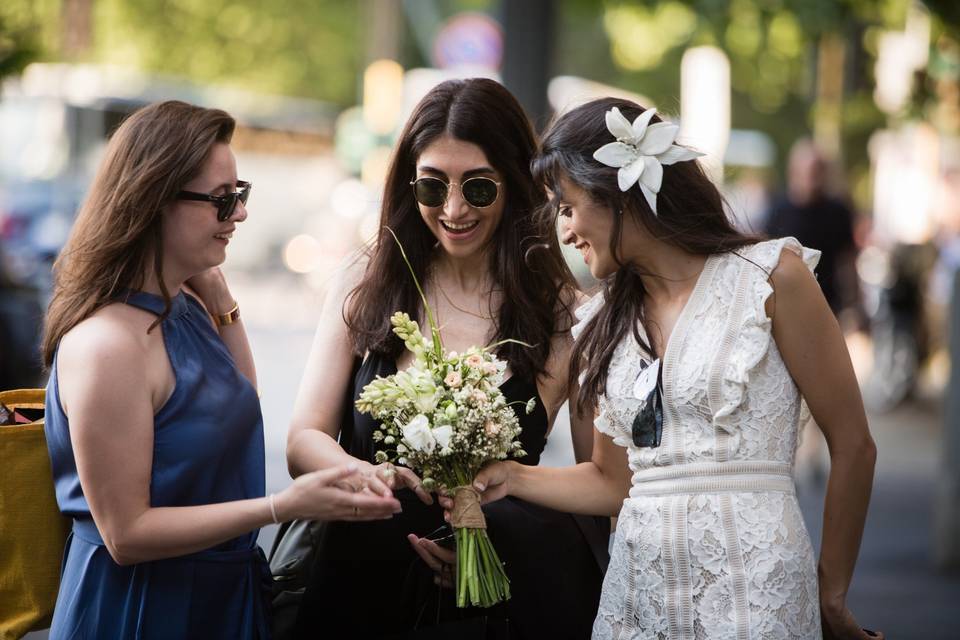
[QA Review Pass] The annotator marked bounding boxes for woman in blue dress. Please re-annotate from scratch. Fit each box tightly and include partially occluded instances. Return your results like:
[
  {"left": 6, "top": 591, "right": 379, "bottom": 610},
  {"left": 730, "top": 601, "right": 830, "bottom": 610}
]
[{"left": 41, "top": 100, "right": 401, "bottom": 639}]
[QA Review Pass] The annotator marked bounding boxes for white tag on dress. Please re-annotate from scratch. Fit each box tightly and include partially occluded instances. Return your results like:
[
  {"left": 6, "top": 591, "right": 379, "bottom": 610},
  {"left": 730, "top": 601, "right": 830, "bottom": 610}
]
[{"left": 633, "top": 358, "right": 661, "bottom": 400}]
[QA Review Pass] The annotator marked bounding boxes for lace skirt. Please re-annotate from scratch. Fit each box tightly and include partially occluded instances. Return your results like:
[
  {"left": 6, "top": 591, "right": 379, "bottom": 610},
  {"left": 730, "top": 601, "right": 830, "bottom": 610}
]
[{"left": 593, "top": 490, "right": 821, "bottom": 640}]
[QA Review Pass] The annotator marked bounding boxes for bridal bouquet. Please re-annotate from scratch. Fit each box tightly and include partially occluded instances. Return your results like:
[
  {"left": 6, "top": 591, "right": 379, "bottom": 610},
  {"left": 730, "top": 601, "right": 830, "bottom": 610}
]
[{"left": 355, "top": 230, "right": 533, "bottom": 608}]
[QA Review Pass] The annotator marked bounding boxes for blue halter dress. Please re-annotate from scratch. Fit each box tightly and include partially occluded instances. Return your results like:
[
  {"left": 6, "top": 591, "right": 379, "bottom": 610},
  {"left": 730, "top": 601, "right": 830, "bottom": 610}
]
[{"left": 45, "top": 290, "right": 271, "bottom": 639}]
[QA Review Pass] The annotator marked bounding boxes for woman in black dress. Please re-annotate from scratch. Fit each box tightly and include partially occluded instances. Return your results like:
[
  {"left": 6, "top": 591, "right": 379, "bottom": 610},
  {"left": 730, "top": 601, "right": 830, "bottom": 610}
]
[{"left": 287, "top": 78, "right": 608, "bottom": 639}]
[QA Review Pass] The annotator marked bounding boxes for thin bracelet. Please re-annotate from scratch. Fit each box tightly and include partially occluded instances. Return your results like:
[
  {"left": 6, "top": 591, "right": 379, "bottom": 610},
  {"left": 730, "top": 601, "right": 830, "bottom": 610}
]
[{"left": 268, "top": 493, "right": 280, "bottom": 524}]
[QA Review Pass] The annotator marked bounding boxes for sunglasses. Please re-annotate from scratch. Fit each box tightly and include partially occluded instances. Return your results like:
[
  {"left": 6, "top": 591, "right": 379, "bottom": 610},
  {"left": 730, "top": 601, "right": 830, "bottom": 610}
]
[
  {"left": 631, "top": 359, "right": 663, "bottom": 448},
  {"left": 177, "top": 180, "right": 252, "bottom": 221},
  {"left": 410, "top": 176, "right": 501, "bottom": 209}
]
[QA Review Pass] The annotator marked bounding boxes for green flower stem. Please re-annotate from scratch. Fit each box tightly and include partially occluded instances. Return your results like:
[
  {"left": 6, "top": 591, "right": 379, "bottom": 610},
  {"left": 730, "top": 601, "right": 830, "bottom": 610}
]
[
  {"left": 457, "top": 528, "right": 468, "bottom": 607},
  {"left": 446, "top": 468, "right": 511, "bottom": 608},
  {"left": 384, "top": 226, "right": 443, "bottom": 359}
]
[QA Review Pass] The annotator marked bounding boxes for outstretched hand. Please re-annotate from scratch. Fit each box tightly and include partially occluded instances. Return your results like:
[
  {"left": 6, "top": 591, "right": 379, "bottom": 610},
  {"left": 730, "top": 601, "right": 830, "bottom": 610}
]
[
  {"left": 338, "top": 462, "right": 434, "bottom": 505},
  {"left": 280, "top": 464, "right": 402, "bottom": 522}
]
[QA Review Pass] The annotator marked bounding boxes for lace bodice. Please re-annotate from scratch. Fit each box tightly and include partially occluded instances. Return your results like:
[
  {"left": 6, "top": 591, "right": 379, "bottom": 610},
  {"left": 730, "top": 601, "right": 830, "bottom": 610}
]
[
  {"left": 573, "top": 237, "right": 820, "bottom": 478},
  {"left": 576, "top": 238, "right": 823, "bottom": 640}
]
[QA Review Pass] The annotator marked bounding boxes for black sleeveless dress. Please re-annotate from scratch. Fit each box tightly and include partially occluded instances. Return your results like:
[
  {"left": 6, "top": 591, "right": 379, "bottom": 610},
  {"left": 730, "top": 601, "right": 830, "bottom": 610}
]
[{"left": 294, "top": 354, "right": 609, "bottom": 640}]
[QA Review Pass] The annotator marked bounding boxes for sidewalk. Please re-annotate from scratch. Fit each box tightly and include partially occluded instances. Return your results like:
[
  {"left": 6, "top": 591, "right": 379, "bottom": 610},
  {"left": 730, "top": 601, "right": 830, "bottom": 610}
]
[{"left": 797, "top": 395, "right": 960, "bottom": 638}]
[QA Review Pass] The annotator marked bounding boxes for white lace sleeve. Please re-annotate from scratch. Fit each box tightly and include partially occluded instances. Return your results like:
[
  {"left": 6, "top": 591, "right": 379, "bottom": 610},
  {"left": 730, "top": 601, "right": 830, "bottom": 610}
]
[
  {"left": 570, "top": 291, "right": 604, "bottom": 341},
  {"left": 568, "top": 291, "right": 633, "bottom": 445},
  {"left": 713, "top": 238, "right": 821, "bottom": 426}
]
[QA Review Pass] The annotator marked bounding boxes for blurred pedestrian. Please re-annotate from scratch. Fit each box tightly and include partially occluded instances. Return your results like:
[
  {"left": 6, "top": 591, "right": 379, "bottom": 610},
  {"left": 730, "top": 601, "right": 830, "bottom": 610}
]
[
  {"left": 40, "top": 100, "right": 399, "bottom": 639},
  {"left": 765, "top": 139, "right": 860, "bottom": 322}
]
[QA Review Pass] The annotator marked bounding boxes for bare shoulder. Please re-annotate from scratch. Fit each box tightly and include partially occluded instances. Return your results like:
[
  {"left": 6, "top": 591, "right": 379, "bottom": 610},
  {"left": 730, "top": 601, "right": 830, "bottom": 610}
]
[
  {"left": 542, "top": 286, "right": 581, "bottom": 399},
  {"left": 55, "top": 304, "right": 166, "bottom": 414},
  {"left": 766, "top": 247, "right": 826, "bottom": 321},
  {"left": 769, "top": 248, "right": 815, "bottom": 290},
  {"left": 326, "top": 250, "right": 370, "bottom": 313},
  {"left": 59, "top": 304, "right": 154, "bottom": 364}
]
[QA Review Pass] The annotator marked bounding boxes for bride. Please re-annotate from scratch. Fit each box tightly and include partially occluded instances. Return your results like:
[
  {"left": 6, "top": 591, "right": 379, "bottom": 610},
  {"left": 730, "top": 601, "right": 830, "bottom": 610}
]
[{"left": 455, "top": 98, "right": 882, "bottom": 640}]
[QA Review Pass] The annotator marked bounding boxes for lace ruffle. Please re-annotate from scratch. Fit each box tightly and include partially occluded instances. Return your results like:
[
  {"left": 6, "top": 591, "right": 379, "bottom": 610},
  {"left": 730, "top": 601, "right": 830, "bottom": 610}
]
[
  {"left": 712, "top": 237, "right": 820, "bottom": 430},
  {"left": 571, "top": 291, "right": 605, "bottom": 341}
]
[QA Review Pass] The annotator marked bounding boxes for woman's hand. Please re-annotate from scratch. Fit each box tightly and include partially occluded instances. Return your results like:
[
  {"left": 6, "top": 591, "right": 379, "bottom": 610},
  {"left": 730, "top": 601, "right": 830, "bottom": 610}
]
[
  {"left": 821, "top": 597, "right": 883, "bottom": 640},
  {"left": 276, "top": 464, "right": 402, "bottom": 522},
  {"left": 407, "top": 533, "right": 456, "bottom": 588},
  {"left": 437, "top": 461, "right": 515, "bottom": 522},
  {"left": 184, "top": 267, "right": 235, "bottom": 314},
  {"left": 471, "top": 461, "right": 515, "bottom": 504},
  {"left": 339, "top": 462, "right": 434, "bottom": 505}
]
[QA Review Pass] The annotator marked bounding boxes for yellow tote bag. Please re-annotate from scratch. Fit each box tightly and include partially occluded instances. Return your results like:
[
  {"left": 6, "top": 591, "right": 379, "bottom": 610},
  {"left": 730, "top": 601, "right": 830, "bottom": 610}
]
[{"left": 0, "top": 389, "right": 70, "bottom": 640}]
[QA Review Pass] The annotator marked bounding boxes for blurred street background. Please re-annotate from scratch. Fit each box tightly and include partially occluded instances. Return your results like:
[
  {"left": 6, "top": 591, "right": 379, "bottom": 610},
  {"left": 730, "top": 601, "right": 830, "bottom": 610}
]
[{"left": 2, "top": 1, "right": 959, "bottom": 637}]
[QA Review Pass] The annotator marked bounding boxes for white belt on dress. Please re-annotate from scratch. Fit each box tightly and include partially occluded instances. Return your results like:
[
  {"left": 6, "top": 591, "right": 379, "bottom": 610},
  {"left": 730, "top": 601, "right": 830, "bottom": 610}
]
[{"left": 628, "top": 460, "right": 795, "bottom": 497}]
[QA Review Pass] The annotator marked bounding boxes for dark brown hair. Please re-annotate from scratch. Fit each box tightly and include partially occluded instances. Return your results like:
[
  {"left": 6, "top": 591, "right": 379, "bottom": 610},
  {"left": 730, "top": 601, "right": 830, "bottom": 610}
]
[
  {"left": 346, "top": 79, "right": 575, "bottom": 381},
  {"left": 42, "top": 100, "right": 235, "bottom": 366},
  {"left": 532, "top": 98, "right": 761, "bottom": 412}
]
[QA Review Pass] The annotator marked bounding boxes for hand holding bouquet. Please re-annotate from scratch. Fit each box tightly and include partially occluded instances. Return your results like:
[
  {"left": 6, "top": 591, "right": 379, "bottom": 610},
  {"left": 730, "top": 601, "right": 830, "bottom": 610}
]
[{"left": 355, "top": 230, "right": 533, "bottom": 608}]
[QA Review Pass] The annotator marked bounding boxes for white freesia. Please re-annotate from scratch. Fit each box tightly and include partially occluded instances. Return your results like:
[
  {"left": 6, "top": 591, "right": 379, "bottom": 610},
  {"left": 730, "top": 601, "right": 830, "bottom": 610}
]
[
  {"left": 408, "top": 368, "right": 439, "bottom": 413},
  {"left": 432, "top": 424, "right": 453, "bottom": 449},
  {"left": 592, "top": 106, "right": 704, "bottom": 214},
  {"left": 401, "top": 414, "right": 436, "bottom": 453}
]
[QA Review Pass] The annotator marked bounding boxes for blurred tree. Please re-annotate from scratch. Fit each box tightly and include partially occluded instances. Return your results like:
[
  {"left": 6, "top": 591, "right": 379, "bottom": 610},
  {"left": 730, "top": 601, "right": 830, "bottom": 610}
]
[
  {"left": 0, "top": 17, "right": 37, "bottom": 81},
  {"left": 556, "top": 0, "right": 954, "bottom": 198},
  {"left": 91, "top": 0, "right": 363, "bottom": 106},
  {"left": 0, "top": 2, "right": 54, "bottom": 81}
]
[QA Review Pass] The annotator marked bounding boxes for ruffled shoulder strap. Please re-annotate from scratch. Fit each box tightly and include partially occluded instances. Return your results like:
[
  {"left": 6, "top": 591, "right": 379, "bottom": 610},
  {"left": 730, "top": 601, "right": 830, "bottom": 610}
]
[
  {"left": 739, "top": 236, "right": 821, "bottom": 278},
  {"left": 571, "top": 291, "right": 605, "bottom": 341},
  {"left": 707, "top": 238, "right": 820, "bottom": 437}
]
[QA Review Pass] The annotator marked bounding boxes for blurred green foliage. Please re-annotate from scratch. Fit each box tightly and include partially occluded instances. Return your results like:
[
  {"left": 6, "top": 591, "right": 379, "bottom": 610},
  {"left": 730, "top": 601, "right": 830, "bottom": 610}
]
[
  {"left": 0, "top": 0, "right": 363, "bottom": 105},
  {"left": 559, "top": 0, "right": 955, "bottom": 188},
  {"left": 92, "top": 0, "right": 362, "bottom": 106},
  {"left": 3, "top": 0, "right": 954, "bottom": 190},
  {"left": 0, "top": 1, "right": 58, "bottom": 80}
]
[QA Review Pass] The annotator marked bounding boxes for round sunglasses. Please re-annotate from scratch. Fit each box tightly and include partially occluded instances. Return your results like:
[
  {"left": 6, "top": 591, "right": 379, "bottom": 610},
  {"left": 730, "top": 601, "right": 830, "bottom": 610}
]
[
  {"left": 410, "top": 176, "right": 501, "bottom": 209},
  {"left": 177, "top": 180, "right": 252, "bottom": 221}
]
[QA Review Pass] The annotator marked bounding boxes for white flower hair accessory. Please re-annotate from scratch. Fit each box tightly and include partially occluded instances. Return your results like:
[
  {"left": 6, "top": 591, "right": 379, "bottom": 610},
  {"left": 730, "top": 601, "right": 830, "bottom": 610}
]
[{"left": 592, "top": 107, "right": 704, "bottom": 215}]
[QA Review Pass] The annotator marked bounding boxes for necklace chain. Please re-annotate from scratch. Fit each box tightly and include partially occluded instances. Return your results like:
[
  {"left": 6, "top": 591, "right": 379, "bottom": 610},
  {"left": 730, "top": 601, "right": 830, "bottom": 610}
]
[{"left": 430, "top": 266, "right": 496, "bottom": 321}]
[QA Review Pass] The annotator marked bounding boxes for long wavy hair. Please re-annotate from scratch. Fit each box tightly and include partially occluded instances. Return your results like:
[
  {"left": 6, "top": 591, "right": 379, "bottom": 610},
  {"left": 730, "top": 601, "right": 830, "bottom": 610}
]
[
  {"left": 532, "top": 98, "right": 761, "bottom": 413},
  {"left": 41, "top": 100, "right": 235, "bottom": 366},
  {"left": 346, "top": 78, "right": 575, "bottom": 382}
]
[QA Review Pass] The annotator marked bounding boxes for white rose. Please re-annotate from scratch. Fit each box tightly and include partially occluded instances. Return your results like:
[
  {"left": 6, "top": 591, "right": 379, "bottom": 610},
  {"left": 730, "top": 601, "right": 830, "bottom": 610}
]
[
  {"left": 401, "top": 414, "right": 436, "bottom": 453},
  {"left": 433, "top": 424, "right": 453, "bottom": 449}
]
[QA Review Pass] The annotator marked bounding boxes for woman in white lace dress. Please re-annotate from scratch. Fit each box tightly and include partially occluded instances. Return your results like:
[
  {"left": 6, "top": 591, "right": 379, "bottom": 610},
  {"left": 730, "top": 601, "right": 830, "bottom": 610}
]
[{"left": 458, "top": 99, "right": 882, "bottom": 639}]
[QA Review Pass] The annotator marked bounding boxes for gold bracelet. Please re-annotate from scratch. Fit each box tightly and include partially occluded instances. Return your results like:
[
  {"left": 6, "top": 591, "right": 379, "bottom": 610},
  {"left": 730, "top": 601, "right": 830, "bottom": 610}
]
[{"left": 213, "top": 301, "right": 240, "bottom": 327}]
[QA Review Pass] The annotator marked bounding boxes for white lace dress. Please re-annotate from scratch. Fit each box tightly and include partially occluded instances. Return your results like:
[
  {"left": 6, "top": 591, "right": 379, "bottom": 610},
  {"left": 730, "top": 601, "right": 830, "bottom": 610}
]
[{"left": 576, "top": 238, "right": 823, "bottom": 640}]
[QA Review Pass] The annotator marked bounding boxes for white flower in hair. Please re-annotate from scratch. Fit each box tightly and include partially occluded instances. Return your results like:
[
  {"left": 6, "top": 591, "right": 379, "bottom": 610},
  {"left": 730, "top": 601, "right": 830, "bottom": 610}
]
[{"left": 592, "top": 107, "right": 704, "bottom": 214}]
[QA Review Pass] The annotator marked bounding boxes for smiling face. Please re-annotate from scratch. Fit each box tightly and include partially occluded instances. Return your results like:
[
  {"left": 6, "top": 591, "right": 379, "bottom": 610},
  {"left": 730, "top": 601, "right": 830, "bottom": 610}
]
[
  {"left": 162, "top": 142, "right": 247, "bottom": 279},
  {"left": 553, "top": 175, "right": 620, "bottom": 279},
  {"left": 414, "top": 135, "right": 505, "bottom": 260}
]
